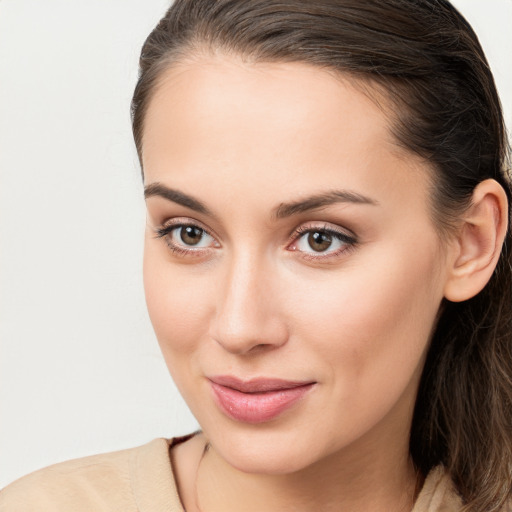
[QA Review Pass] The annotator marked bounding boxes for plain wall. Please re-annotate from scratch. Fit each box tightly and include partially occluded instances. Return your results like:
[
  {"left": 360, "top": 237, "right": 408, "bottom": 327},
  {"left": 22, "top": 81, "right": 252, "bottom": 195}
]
[{"left": 1, "top": 0, "right": 511, "bottom": 487}]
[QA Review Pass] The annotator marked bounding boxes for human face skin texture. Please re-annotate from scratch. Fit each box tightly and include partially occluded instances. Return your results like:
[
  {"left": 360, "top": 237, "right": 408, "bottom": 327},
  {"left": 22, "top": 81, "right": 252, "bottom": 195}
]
[{"left": 142, "top": 55, "right": 450, "bottom": 480}]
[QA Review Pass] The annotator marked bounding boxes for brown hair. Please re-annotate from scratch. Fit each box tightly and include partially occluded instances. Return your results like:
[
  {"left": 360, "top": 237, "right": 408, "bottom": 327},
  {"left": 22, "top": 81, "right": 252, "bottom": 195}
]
[{"left": 131, "top": 1, "right": 512, "bottom": 510}]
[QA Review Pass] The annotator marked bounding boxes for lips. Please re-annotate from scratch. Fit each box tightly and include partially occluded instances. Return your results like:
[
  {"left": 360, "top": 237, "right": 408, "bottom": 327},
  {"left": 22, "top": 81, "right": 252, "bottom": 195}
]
[{"left": 208, "top": 376, "right": 316, "bottom": 424}]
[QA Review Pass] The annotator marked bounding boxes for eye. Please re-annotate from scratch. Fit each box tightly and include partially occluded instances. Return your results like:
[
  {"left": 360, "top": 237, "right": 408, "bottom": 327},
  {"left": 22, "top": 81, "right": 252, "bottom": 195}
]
[
  {"left": 154, "top": 220, "right": 219, "bottom": 255},
  {"left": 171, "top": 225, "right": 213, "bottom": 248},
  {"left": 300, "top": 231, "right": 335, "bottom": 252},
  {"left": 289, "top": 225, "right": 357, "bottom": 259}
]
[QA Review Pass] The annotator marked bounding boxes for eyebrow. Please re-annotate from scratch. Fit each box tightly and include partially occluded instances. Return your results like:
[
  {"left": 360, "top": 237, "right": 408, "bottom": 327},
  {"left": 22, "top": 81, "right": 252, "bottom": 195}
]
[
  {"left": 144, "top": 182, "right": 378, "bottom": 219},
  {"left": 144, "top": 182, "right": 212, "bottom": 216},
  {"left": 273, "top": 190, "right": 378, "bottom": 219}
]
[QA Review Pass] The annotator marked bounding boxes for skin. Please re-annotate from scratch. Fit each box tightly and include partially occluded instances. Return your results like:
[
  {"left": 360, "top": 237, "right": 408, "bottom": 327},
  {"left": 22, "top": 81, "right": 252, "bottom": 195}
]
[{"left": 141, "top": 54, "right": 473, "bottom": 511}]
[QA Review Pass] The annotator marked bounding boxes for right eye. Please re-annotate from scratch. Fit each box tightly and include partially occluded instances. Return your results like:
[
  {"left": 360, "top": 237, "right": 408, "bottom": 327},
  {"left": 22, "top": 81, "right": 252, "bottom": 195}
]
[
  {"left": 170, "top": 225, "right": 214, "bottom": 247},
  {"left": 155, "top": 220, "right": 219, "bottom": 255}
]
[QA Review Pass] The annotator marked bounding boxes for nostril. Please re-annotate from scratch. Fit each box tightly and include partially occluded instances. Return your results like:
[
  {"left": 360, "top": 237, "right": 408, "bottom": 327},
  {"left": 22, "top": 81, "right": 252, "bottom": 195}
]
[{"left": 250, "top": 343, "right": 273, "bottom": 353}]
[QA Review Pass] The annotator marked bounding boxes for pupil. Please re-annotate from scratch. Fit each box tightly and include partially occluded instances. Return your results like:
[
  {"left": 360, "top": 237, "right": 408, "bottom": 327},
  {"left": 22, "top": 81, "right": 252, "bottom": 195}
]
[
  {"left": 181, "top": 226, "right": 203, "bottom": 245},
  {"left": 308, "top": 231, "right": 332, "bottom": 252}
]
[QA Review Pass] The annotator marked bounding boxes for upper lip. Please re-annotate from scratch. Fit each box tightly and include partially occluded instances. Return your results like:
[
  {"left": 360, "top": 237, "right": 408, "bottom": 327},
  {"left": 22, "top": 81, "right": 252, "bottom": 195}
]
[{"left": 208, "top": 375, "right": 316, "bottom": 393}]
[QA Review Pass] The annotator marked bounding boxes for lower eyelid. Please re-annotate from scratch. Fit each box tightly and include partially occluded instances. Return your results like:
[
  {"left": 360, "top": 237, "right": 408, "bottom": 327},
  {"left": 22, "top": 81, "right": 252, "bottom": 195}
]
[
  {"left": 297, "top": 247, "right": 355, "bottom": 264},
  {"left": 162, "top": 236, "right": 213, "bottom": 258}
]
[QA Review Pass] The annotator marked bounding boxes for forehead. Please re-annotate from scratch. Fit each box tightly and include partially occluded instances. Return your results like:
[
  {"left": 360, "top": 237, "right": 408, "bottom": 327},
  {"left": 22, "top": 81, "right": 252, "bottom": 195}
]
[
  {"left": 143, "top": 55, "right": 394, "bottom": 162},
  {"left": 141, "top": 54, "right": 430, "bottom": 213}
]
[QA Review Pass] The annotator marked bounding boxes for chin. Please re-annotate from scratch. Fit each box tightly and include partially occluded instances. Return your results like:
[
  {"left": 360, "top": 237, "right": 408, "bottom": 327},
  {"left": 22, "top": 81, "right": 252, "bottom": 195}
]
[
  {"left": 225, "top": 448, "right": 314, "bottom": 475},
  {"left": 204, "top": 423, "right": 325, "bottom": 475}
]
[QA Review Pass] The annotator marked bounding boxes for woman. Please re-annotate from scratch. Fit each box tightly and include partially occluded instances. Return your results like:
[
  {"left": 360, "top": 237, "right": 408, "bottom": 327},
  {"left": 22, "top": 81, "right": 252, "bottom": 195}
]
[{"left": 1, "top": 0, "right": 511, "bottom": 511}]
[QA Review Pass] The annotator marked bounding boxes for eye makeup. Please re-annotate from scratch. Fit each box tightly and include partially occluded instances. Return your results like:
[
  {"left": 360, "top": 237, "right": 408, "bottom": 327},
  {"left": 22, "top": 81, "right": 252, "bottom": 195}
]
[{"left": 152, "top": 217, "right": 358, "bottom": 264}]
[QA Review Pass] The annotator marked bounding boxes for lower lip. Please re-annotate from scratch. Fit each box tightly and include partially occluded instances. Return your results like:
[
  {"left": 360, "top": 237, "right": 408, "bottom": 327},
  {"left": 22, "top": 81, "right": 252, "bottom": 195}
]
[{"left": 209, "top": 381, "right": 315, "bottom": 424}]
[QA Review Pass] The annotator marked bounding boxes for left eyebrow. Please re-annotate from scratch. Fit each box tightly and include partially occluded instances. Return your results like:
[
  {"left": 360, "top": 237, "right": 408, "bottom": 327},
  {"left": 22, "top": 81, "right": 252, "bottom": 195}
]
[{"left": 273, "top": 190, "right": 378, "bottom": 219}]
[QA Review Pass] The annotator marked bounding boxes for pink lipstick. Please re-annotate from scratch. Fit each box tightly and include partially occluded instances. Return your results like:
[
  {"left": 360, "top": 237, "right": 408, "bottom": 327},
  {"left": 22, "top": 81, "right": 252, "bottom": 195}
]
[{"left": 208, "top": 376, "right": 315, "bottom": 424}]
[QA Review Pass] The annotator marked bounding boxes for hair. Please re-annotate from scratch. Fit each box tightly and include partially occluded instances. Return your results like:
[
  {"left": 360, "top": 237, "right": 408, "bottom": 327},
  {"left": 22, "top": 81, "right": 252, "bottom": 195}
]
[{"left": 131, "top": 1, "right": 512, "bottom": 510}]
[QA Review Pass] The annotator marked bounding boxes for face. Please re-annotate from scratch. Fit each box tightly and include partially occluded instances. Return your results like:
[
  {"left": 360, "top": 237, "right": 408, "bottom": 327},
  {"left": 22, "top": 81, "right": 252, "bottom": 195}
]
[{"left": 142, "top": 55, "right": 451, "bottom": 475}]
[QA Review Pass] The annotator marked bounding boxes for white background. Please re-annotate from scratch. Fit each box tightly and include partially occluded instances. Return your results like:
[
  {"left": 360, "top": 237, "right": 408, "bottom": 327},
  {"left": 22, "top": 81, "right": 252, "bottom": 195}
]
[{"left": 1, "top": 0, "right": 511, "bottom": 487}]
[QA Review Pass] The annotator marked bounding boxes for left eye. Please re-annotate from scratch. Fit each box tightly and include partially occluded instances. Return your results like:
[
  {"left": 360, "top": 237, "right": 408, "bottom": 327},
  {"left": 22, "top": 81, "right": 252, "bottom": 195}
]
[{"left": 293, "top": 228, "right": 355, "bottom": 255}]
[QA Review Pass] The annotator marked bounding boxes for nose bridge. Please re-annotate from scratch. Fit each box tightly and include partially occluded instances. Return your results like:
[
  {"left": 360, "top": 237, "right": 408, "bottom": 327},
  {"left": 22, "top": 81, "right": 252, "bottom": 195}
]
[{"left": 211, "top": 248, "right": 287, "bottom": 354}]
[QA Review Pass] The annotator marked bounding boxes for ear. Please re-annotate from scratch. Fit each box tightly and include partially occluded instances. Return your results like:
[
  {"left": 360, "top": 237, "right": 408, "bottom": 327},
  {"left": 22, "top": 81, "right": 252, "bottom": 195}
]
[{"left": 444, "top": 179, "right": 509, "bottom": 303}]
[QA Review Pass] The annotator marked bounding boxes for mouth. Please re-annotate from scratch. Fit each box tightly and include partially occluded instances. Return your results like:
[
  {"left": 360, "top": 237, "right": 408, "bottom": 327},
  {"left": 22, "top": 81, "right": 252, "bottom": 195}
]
[{"left": 208, "top": 375, "right": 316, "bottom": 424}]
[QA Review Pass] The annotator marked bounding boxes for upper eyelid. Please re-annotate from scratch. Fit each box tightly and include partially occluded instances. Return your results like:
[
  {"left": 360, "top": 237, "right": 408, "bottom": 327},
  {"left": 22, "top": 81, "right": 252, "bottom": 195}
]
[
  {"left": 291, "top": 222, "right": 357, "bottom": 240},
  {"left": 157, "top": 217, "right": 217, "bottom": 237},
  {"left": 162, "top": 216, "right": 210, "bottom": 228}
]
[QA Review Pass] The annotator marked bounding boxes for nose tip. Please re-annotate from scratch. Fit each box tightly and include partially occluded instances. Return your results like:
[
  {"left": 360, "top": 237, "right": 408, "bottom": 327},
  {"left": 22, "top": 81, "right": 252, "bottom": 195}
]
[
  {"left": 211, "top": 312, "right": 288, "bottom": 355},
  {"left": 209, "top": 260, "right": 289, "bottom": 355}
]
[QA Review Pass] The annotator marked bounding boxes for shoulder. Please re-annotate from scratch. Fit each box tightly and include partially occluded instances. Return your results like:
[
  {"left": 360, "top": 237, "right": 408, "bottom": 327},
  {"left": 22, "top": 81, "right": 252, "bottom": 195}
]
[
  {"left": 414, "top": 467, "right": 512, "bottom": 512},
  {"left": 0, "top": 438, "right": 182, "bottom": 512},
  {"left": 413, "top": 466, "right": 463, "bottom": 512}
]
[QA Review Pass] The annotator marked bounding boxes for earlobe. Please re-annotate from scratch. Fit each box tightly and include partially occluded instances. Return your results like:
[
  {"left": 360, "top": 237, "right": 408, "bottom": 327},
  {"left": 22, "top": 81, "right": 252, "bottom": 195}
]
[{"left": 444, "top": 179, "right": 509, "bottom": 303}]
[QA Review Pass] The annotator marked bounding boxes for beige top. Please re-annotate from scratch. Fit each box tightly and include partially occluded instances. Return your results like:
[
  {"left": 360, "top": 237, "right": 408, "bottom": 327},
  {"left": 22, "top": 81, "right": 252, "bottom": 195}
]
[{"left": 0, "top": 436, "right": 463, "bottom": 511}]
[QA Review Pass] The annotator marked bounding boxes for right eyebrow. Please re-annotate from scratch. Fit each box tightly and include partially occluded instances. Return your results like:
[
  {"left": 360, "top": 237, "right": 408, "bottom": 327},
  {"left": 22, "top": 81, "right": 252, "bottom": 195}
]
[{"left": 144, "top": 182, "right": 213, "bottom": 216}]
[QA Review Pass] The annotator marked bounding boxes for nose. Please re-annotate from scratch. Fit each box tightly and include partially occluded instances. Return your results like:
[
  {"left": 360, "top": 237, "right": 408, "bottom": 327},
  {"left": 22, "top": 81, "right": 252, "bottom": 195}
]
[{"left": 209, "top": 252, "right": 289, "bottom": 355}]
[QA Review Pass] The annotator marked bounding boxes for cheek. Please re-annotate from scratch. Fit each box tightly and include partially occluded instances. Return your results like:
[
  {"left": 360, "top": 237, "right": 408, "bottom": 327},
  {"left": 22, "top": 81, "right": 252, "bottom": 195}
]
[
  {"left": 288, "top": 241, "right": 444, "bottom": 387},
  {"left": 278, "top": 243, "right": 444, "bottom": 446},
  {"left": 143, "top": 239, "right": 213, "bottom": 356}
]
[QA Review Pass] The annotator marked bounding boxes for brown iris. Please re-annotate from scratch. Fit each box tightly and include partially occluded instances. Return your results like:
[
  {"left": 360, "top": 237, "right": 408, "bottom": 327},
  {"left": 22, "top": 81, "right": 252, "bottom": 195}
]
[
  {"left": 308, "top": 231, "right": 333, "bottom": 252},
  {"left": 180, "top": 226, "right": 203, "bottom": 245}
]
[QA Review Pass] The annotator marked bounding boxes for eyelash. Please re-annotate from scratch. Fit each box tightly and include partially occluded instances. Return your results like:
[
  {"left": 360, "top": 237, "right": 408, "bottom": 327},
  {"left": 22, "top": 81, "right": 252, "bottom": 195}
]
[{"left": 154, "top": 220, "right": 358, "bottom": 261}]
